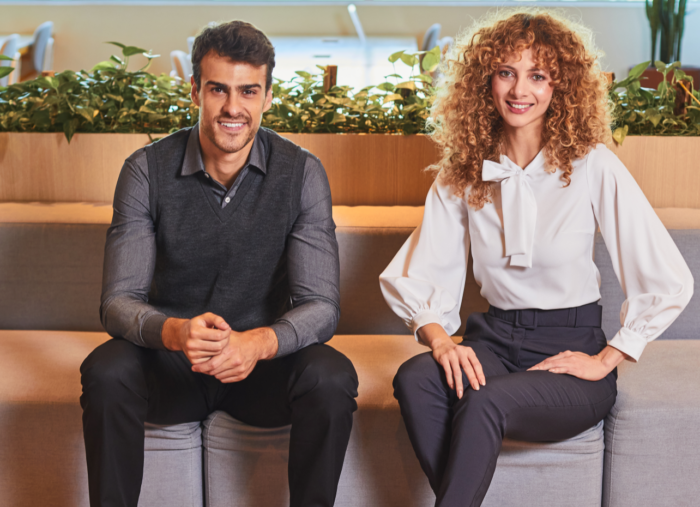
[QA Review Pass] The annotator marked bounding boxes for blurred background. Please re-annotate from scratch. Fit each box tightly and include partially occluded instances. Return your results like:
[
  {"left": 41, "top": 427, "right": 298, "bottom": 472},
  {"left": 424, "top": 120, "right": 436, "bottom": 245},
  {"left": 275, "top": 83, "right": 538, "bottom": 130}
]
[{"left": 1, "top": 0, "right": 699, "bottom": 89}]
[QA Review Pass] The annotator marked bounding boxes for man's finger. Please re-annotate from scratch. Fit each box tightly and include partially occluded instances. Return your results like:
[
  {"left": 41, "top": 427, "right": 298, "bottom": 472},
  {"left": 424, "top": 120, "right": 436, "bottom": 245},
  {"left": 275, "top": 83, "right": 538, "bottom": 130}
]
[
  {"left": 191, "top": 326, "right": 230, "bottom": 342},
  {"left": 187, "top": 338, "right": 227, "bottom": 354}
]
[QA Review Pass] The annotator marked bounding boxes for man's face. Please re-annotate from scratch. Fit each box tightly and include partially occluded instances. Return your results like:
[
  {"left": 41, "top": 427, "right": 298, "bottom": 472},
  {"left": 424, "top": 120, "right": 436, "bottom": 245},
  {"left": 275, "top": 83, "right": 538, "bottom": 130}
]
[{"left": 191, "top": 51, "right": 273, "bottom": 156}]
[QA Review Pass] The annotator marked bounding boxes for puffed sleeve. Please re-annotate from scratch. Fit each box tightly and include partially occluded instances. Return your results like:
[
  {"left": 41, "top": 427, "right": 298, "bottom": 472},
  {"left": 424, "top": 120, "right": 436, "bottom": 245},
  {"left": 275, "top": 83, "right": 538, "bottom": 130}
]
[
  {"left": 586, "top": 144, "right": 694, "bottom": 361},
  {"left": 379, "top": 179, "right": 470, "bottom": 340}
]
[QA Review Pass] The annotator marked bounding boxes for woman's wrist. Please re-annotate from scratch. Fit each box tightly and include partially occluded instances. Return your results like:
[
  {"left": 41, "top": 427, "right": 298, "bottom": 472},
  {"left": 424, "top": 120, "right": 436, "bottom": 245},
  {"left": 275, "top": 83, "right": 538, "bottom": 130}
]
[
  {"left": 417, "top": 323, "right": 453, "bottom": 349},
  {"left": 596, "top": 345, "right": 628, "bottom": 371}
]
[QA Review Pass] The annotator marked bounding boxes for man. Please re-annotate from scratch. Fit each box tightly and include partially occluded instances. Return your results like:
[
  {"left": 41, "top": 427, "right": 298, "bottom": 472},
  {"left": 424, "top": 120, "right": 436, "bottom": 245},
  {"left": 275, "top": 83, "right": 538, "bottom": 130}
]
[{"left": 80, "top": 21, "right": 358, "bottom": 507}]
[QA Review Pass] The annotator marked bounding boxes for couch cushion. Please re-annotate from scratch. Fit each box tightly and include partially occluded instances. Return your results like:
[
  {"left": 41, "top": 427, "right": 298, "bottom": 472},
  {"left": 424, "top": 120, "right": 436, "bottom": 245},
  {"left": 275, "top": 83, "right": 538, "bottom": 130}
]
[
  {"left": 603, "top": 340, "right": 700, "bottom": 507},
  {"left": 334, "top": 206, "right": 488, "bottom": 336},
  {"left": 596, "top": 229, "right": 700, "bottom": 341},
  {"left": 204, "top": 335, "right": 605, "bottom": 507},
  {"left": 0, "top": 330, "right": 203, "bottom": 507}
]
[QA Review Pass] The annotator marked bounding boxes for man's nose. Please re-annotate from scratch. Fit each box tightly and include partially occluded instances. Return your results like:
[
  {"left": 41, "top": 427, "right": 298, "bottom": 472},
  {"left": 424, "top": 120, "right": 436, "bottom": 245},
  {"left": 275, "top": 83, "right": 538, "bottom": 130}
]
[{"left": 222, "top": 93, "right": 242, "bottom": 117}]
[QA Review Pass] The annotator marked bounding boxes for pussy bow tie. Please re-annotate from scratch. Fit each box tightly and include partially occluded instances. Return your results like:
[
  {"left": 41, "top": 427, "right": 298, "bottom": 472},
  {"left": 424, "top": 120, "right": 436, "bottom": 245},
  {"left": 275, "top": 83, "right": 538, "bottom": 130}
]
[{"left": 481, "top": 157, "right": 537, "bottom": 268}]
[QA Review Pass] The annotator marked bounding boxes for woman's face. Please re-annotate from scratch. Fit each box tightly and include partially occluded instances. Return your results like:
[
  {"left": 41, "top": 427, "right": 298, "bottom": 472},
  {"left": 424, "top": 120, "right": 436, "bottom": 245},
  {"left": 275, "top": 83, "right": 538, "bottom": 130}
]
[{"left": 491, "top": 48, "right": 554, "bottom": 132}]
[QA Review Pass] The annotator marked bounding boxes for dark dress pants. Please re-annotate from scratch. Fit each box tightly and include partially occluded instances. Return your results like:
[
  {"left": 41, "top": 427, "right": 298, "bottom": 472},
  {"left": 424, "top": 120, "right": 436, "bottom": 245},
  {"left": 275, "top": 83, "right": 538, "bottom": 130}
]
[
  {"left": 393, "top": 304, "right": 617, "bottom": 507},
  {"left": 80, "top": 339, "right": 358, "bottom": 507}
]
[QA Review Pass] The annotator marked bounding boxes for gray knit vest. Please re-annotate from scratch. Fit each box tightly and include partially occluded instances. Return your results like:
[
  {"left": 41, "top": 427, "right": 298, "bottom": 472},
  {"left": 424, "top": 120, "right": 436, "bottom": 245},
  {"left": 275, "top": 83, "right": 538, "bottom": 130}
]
[{"left": 144, "top": 126, "right": 306, "bottom": 331}]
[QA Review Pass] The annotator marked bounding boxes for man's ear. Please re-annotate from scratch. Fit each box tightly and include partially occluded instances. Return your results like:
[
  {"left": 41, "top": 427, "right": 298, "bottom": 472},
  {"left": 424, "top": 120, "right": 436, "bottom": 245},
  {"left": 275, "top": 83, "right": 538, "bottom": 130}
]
[
  {"left": 262, "top": 87, "right": 273, "bottom": 113},
  {"left": 191, "top": 76, "right": 200, "bottom": 107}
]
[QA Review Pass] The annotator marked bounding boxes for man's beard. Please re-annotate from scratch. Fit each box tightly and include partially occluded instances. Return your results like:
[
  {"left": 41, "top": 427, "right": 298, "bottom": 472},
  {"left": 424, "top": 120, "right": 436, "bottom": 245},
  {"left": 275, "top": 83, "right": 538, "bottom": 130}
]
[{"left": 201, "top": 114, "right": 257, "bottom": 154}]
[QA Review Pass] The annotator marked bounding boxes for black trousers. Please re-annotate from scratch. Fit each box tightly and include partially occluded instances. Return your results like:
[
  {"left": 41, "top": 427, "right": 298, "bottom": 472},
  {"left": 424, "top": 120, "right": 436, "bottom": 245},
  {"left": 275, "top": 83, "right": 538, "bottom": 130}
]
[
  {"left": 80, "top": 339, "right": 358, "bottom": 507},
  {"left": 393, "top": 304, "right": 617, "bottom": 507}
]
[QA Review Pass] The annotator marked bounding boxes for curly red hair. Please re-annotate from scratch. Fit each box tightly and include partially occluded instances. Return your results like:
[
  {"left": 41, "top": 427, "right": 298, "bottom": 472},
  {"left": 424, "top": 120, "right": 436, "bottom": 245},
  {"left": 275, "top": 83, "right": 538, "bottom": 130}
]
[{"left": 428, "top": 9, "right": 613, "bottom": 209}]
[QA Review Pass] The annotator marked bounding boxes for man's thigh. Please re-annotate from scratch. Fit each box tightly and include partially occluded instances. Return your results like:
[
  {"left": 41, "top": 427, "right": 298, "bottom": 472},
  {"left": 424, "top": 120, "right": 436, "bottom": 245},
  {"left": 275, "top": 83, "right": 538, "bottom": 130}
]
[
  {"left": 81, "top": 338, "right": 215, "bottom": 425},
  {"left": 215, "top": 343, "right": 358, "bottom": 428}
]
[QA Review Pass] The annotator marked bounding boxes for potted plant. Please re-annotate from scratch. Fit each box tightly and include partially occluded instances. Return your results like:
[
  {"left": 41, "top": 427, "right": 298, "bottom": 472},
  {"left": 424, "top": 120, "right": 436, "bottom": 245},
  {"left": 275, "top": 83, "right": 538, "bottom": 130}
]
[{"left": 641, "top": 0, "right": 699, "bottom": 89}]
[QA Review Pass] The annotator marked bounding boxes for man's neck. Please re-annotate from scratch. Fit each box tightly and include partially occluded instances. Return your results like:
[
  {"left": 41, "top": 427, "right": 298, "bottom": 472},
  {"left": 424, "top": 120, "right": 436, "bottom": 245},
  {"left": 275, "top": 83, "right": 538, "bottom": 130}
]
[
  {"left": 503, "top": 121, "right": 543, "bottom": 170},
  {"left": 199, "top": 131, "right": 256, "bottom": 189}
]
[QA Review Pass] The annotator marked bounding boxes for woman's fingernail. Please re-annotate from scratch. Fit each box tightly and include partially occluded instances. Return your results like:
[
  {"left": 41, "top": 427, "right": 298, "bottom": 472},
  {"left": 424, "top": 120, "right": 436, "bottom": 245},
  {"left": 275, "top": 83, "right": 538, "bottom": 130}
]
[
  {"left": 458, "top": 389, "right": 463, "bottom": 397},
  {"left": 480, "top": 379, "right": 486, "bottom": 386}
]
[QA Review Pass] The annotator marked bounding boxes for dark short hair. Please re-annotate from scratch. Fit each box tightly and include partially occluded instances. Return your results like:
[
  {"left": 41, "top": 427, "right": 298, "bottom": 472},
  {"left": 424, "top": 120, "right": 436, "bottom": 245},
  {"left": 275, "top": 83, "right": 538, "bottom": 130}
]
[{"left": 191, "top": 20, "right": 275, "bottom": 92}]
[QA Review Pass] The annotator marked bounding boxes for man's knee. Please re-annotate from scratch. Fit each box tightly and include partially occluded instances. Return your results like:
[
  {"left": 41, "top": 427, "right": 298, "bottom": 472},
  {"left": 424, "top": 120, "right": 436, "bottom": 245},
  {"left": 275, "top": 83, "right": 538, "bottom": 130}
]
[
  {"left": 290, "top": 345, "right": 358, "bottom": 412},
  {"left": 80, "top": 339, "right": 146, "bottom": 408}
]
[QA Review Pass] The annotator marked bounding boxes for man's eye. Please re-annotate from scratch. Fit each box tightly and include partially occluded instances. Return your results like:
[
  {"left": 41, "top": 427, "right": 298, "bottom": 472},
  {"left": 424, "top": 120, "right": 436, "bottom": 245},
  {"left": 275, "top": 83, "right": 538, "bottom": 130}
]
[
  {"left": 212, "top": 87, "right": 223, "bottom": 93},
  {"left": 243, "top": 89, "right": 255, "bottom": 95}
]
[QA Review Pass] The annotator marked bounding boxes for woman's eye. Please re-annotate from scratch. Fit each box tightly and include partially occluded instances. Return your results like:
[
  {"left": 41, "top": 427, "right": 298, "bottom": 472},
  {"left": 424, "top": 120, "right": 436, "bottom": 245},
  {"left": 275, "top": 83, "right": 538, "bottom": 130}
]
[
  {"left": 532, "top": 74, "right": 545, "bottom": 81},
  {"left": 499, "top": 70, "right": 512, "bottom": 78}
]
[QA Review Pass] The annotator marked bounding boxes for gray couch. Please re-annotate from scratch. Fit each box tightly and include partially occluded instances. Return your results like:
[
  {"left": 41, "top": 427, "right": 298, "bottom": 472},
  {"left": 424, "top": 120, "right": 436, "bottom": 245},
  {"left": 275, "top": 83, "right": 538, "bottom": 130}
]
[{"left": 0, "top": 203, "right": 698, "bottom": 507}]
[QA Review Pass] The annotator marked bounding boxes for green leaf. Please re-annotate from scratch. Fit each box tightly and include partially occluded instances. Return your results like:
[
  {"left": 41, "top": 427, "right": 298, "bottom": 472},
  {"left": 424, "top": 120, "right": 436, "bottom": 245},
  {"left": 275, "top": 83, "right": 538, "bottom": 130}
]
[
  {"left": 123, "top": 46, "right": 148, "bottom": 57},
  {"left": 612, "top": 125, "right": 628, "bottom": 144},
  {"left": 415, "top": 74, "right": 433, "bottom": 83},
  {"left": 91, "top": 61, "right": 116, "bottom": 72},
  {"left": 329, "top": 112, "right": 345, "bottom": 124},
  {"left": 388, "top": 50, "right": 405, "bottom": 63},
  {"left": 106, "top": 41, "right": 127, "bottom": 49},
  {"left": 674, "top": 69, "right": 688, "bottom": 81},
  {"left": 646, "top": 107, "right": 662, "bottom": 127},
  {"left": 382, "top": 93, "right": 404, "bottom": 104},
  {"left": 63, "top": 118, "right": 79, "bottom": 143},
  {"left": 376, "top": 82, "right": 395, "bottom": 92},
  {"left": 395, "top": 81, "right": 416, "bottom": 91},
  {"left": 0, "top": 66, "right": 14, "bottom": 79},
  {"left": 0, "top": 54, "right": 14, "bottom": 61},
  {"left": 400, "top": 53, "right": 418, "bottom": 67},
  {"left": 421, "top": 46, "right": 441, "bottom": 73},
  {"left": 629, "top": 61, "right": 651, "bottom": 80},
  {"left": 76, "top": 106, "right": 94, "bottom": 123},
  {"left": 110, "top": 55, "right": 125, "bottom": 66},
  {"left": 654, "top": 60, "right": 666, "bottom": 72},
  {"left": 295, "top": 71, "right": 312, "bottom": 78}
]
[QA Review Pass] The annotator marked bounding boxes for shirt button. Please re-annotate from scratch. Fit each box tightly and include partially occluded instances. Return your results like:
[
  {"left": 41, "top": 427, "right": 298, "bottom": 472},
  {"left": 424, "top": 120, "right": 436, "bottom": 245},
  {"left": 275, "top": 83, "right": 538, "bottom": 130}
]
[
  {"left": 205, "top": 173, "right": 210, "bottom": 178},
  {"left": 224, "top": 197, "right": 231, "bottom": 203}
]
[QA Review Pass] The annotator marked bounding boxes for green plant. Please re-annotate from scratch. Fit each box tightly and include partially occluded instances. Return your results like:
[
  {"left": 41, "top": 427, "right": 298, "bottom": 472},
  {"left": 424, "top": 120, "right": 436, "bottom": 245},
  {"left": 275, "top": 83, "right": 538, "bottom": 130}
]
[
  {"left": 645, "top": 0, "right": 687, "bottom": 63},
  {"left": 1, "top": 41, "right": 699, "bottom": 143},
  {"left": 610, "top": 60, "right": 700, "bottom": 144},
  {"left": 0, "top": 54, "right": 14, "bottom": 79},
  {"left": 0, "top": 42, "right": 197, "bottom": 141},
  {"left": 263, "top": 46, "right": 441, "bottom": 134}
]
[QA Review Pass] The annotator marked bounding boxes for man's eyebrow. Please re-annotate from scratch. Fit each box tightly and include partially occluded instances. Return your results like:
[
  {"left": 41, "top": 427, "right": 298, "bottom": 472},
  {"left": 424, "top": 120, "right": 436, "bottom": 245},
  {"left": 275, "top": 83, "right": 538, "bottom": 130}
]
[
  {"left": 205, "top": 80, "right": 229, "bottom": 90},
  {"left": 237, "top": 84, "right": 262, "bottom": 92}
]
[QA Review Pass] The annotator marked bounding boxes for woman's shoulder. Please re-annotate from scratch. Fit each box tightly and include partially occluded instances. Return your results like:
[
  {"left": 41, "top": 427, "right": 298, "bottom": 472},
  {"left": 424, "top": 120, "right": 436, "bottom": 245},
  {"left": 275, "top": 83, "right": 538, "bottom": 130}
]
[{"left": 584, "top": 143, "right": 629, "bottom": 176}]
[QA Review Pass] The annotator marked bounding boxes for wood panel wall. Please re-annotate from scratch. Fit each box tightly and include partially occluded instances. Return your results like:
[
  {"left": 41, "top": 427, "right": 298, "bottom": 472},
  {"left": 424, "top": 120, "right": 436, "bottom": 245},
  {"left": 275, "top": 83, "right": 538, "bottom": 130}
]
[{"left": 0, "top": 132, "right": 698, "bottom": 208}]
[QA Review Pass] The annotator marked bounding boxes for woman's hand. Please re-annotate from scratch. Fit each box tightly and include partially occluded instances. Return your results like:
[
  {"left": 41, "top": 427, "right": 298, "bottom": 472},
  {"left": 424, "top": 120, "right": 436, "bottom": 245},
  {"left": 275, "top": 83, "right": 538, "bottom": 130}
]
[
  {"left": 418, "top": 323, "right": 486, "bottom": 398},
  {"left": 527, "top": 345, "right": 628, "bottom": 381}
]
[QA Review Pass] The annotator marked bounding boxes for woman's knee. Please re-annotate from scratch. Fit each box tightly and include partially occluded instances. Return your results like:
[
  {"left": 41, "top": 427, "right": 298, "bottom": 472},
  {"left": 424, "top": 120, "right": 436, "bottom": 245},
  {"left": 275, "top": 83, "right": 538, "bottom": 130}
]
[{"left": 393, "top": 352, "right": 444, "bottom": 401}]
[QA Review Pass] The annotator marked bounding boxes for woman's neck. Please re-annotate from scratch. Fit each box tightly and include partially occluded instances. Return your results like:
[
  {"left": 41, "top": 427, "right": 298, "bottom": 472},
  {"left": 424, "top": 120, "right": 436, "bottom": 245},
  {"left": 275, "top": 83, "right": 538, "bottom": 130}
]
[{"left": 502, "top": 122, "right": 543, "bottom": 170}]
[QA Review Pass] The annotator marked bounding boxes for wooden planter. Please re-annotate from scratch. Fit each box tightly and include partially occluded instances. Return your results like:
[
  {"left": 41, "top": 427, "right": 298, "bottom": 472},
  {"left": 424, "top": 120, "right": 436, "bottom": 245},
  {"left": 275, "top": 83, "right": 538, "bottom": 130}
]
[
  {"left": 0, "top": 132, "right": 436, "bottom": 206},
  {"left": 0, "top": 132, "right": 699, "bottom": 208}
]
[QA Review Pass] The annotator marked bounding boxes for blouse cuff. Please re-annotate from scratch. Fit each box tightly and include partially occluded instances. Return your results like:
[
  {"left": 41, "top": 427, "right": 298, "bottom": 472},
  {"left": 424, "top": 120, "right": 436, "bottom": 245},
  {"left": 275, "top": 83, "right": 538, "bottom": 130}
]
[
  {"left": 608, "top": 327, "right": 647, "bottom": 362},
  {"left": 411, "top": 310, "right": 444, "bottom": 342}
]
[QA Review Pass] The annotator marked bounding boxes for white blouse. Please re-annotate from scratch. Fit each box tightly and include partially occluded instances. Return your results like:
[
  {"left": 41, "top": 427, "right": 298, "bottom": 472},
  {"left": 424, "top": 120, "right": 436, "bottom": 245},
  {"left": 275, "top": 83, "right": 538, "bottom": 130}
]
[{"left": 379, "top": 144, "right": 694, "bottom": 362}]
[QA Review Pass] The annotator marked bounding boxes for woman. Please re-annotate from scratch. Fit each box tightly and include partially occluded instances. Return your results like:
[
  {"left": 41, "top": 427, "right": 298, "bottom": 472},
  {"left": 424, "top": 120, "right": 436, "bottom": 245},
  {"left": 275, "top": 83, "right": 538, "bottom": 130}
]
[{"left": 379, "top": 9, "right": 693, "bottom": 507}]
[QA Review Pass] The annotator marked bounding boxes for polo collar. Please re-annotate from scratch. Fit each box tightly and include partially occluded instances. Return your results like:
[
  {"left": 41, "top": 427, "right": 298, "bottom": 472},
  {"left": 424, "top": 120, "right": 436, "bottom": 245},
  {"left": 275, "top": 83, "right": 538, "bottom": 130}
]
[{"left": 180, "top": 122, "right": 268, "bottom": 177}]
